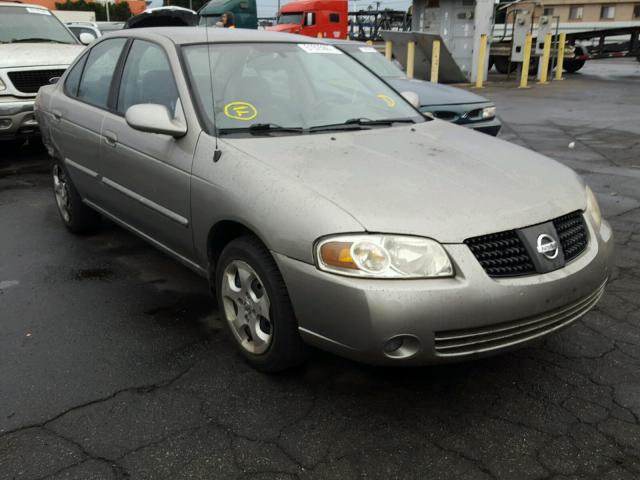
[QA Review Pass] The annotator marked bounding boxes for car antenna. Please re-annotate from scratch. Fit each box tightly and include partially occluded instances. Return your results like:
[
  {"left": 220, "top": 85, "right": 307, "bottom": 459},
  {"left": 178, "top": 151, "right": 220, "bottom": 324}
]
[{"left": 204, "top": 22, "right": 222, "bottom": 162}]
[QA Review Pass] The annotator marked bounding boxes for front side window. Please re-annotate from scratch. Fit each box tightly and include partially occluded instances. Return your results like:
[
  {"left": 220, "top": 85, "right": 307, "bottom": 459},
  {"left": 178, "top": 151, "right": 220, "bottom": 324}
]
[
  {"left": 117, "top": 40, "right": 179, "bottom": 117},
  {"left": 182, "top": 42, "right": 422, "bottom": 134},
  {"left": 278, "top": 13, "right": 303, "bottom": 24},
  {"left": 569, "top": 6, "right": 584, "bottom": 20},
  {"left": 0, "top": 6, "right": 77, "bottom": 44},
  {"left": 304, "top": 12, "right": 316, "bottom": 26},
  {"left": 77, "top": 38, "right": 127, "bottom": 109},
  {"left": 600, "top": 5, "right": 615, "bottom": 19}
]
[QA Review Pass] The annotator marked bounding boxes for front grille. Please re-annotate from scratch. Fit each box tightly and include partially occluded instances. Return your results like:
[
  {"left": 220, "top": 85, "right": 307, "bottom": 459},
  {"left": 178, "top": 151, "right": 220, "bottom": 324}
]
[
  {"left": 432, "top": 111, "right": 458, "bottom": 121},
  {"left": 465, "top": 211, "right": 588, "bottom": 278},
  {"left": 464, "top": 230, "right": 535, "bottom": 278},
  {"left": 553, "top": 211, "right": 588, "bottom": 261},
  {"left": 8, "top": 69, "right": 65, "bottom": 94},
  {"left": 434, "top": 280, "right": 607, "bottom": 356}
]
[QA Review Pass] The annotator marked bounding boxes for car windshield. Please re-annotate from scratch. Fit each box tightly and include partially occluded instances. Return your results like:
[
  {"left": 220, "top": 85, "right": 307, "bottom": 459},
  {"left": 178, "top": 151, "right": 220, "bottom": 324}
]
[
  {"left": 182, "top": 42, "right": 423, "bottom": 134},
  {"left": 277, "top": 13, "right": 303, "bottom": 24},
  {"left": 0, "top": 6, "right": 77, "bottom": 44},
  {"left": 339, "top": 44, "right": 406, "bottom": 79}
]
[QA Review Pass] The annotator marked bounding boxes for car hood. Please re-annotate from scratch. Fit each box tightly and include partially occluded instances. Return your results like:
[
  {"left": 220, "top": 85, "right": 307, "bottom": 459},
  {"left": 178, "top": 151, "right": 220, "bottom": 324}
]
[
  {"left": 0, "top": 43, "right": 84, "bottom": 69},
  {"left": 226, "top": 120, "right": 586, "bottom": 243},
  {"left": 387, "top": 77, "right": 490, "bottom": 107}
]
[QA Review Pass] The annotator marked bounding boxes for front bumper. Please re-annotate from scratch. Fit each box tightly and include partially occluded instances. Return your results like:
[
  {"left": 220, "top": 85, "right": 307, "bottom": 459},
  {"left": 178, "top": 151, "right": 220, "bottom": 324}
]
[
  {"left": 467, "top": 117, "right": 502, "bottom": 136},
  {"left": 275, "top": 215, "right": 614, "bottom": 365},
  {"left": 0, "top": 98, "right": 38, "bottom": 140}
]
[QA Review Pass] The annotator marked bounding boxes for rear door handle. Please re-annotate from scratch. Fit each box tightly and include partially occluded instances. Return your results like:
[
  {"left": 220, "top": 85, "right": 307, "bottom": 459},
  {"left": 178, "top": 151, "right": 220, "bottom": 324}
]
[
  {"left": 103, "top": 130, "right": 117, "bottom": 147},
  {"left": 52, "top": 110, "right": 62, "bottom": 121}
]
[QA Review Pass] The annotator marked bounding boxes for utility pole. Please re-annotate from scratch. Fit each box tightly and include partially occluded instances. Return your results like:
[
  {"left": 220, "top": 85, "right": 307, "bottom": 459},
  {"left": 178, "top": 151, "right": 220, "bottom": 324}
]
[{"left": 105, "top": 0, "right": 110, "bottom": 22}]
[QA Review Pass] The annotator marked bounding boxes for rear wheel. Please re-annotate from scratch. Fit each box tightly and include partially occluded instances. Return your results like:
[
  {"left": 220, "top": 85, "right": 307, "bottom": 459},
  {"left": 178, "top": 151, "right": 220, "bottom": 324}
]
[
  {"left": 52, "top": 162, "right": 101, "bottom": 234},
  {"left": 564, "top": 59, "right": 586, "bottom": 73},
  {"left": 215, "top": 236, "right": 307, "bottom": 372}
]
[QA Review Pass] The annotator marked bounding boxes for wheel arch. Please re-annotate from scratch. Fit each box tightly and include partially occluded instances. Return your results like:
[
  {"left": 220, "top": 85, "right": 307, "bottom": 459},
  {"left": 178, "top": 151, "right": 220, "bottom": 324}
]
[{"left": 206, "top": 219, "right": 270, "bottom": 275}]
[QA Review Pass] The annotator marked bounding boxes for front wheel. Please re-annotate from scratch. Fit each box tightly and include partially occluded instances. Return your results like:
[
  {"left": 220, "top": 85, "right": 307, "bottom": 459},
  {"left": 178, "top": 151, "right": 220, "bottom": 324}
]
[{"left": 215, "top": 236, "right": 308, "bottom": 372}]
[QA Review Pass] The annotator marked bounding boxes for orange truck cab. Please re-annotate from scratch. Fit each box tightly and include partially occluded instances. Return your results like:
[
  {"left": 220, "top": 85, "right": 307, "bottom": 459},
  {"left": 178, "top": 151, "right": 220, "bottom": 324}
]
[{"left": 267, "top": 0, "right": 348, "bottom": 39}]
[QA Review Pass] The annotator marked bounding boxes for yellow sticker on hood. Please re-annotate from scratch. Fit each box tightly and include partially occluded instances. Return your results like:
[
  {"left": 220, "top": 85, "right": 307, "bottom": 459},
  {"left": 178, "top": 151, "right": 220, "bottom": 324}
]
[
  {"left": 376, "top": 94, "right": 396, "bottom": 108},
  {"left": 224, "top": 102, "right": 257, "bottom": 121}
]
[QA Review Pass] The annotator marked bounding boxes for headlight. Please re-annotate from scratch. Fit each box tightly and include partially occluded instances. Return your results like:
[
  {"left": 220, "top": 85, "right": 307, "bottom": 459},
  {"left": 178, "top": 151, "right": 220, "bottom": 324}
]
[
  {"left": 316, "top": 234, "right": 454, "bottom": 279},
  {"left": 482, "top": 106, "right": 496, "bottom": 119},
  {"left": 0, "top": 78, "right": 6, "bottom": 92},
  {"left": 586, "top": 185, "right": 602, "bottom": 228}
]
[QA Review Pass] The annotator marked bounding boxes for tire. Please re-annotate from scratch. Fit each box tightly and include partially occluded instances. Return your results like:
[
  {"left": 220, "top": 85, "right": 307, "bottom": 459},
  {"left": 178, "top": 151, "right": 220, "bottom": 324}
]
[
  {"left": 493, "top": 56, "right": 516, "bottom": 74},
  {"left": 563, "top": 59, "right": 586, "bottom": 73},
  {"left": 215, "top": 236, "right": 308, "bottom": 372},
  {"left": 52, "top": 161, "right": 101, "bottom": 234}
]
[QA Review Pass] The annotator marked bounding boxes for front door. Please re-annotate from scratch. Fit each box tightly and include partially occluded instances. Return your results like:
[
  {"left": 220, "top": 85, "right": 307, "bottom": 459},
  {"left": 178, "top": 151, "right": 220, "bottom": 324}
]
[{"left": 98, "top": 39, "right": 198, "bottom": 260}]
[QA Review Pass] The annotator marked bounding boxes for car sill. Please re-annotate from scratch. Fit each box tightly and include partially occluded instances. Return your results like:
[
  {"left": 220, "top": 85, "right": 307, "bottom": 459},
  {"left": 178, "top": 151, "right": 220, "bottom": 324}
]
[{"left": 83, "top": 199, "right": 207, "bottom": 277}]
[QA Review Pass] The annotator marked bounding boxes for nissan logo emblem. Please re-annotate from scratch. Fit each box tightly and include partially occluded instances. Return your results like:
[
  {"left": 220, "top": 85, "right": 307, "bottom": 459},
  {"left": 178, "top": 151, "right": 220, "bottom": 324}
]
[{"left": 536, "top": 234, "right": 559, "bottom": 260}]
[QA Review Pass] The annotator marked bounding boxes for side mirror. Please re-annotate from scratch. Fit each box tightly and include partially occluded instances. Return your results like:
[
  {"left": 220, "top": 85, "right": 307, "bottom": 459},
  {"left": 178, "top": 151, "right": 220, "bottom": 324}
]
[
  {"left": 401, "top": 91, "right": 420, "bottom": 109},
  {"left": 125, "top": 104, "right": 187, "bottom": 137},
  {"left": 79, "top": 32, "right": 96, "bottom": 45}
]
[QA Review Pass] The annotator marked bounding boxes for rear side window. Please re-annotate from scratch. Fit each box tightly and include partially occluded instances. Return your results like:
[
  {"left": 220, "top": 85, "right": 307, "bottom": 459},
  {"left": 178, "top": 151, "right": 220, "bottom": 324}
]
[
  {"left": 117, "top": 40, "right": 179, "bottom": 117},
  {"left": 64, "top": 53, "right": 88, "bottom": 97},
  {"left": 329, "top": 13, "right": 340, "bottom": 23},
  {"left": 77, "top": 38, "right": 127, "bottom": 109}
]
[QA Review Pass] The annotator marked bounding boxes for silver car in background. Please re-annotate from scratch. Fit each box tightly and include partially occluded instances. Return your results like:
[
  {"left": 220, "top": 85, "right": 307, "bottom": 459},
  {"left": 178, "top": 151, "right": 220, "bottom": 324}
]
[
  {"left": 35, "top": 28, "right": 613, "bottom": 371},
  {"left": 0, "top": 2, "right": 83, "bottom": 141}
]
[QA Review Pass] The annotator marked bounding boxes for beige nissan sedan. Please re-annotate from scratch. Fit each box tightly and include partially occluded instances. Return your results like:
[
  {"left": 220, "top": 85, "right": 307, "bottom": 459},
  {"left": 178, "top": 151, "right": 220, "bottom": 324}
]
[{"left": 35, "top": 27, "right": 613, "bottom": 371}]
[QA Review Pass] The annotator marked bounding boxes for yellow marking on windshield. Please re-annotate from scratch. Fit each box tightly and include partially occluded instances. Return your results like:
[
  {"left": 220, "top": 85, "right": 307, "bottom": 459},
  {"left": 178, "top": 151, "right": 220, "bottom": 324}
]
[
  {"left": 224, "top": 102, "right": 258, "bottom": 121},
  {"left": 376, "top": 94, "right": 396, "bottom": 108}
]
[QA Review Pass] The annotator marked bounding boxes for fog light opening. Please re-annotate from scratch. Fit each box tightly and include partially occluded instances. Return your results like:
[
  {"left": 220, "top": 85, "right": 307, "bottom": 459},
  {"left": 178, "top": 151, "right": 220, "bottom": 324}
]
[{"left": 382, "top": 335, "right": 421, "bottom": 359}]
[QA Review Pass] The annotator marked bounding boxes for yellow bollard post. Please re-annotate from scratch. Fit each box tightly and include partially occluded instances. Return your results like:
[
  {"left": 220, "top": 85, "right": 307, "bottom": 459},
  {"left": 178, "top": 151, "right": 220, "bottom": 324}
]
[
  {"left": 385, "top": 40, "right": 392, "bottom": 60},
  {"left": 538, "top": 32, "right": 552, "bottom": 84},
  {"left": 366, "top": 40, "right": 373, "bottom": 46},
  {"left": 430, "top": 40, "right": 440, "bottom": 83},
  {"left": 474, "top": 34, "right": 487, "bottom": 88},
  {"left": 519, "top": 32, "right": 533, "bottom": 88},
  {"left": 406, "top": 41, "right": 415, "bottom": 79},
  {"left": 555, "top": 32, "right": 566, "bottom": 80}
]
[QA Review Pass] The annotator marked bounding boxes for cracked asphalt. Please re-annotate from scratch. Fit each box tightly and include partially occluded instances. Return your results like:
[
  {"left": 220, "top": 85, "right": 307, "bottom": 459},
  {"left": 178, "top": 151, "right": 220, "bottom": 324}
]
[{"left": 1, "top": 58, "right": 640, "bottom": 480}]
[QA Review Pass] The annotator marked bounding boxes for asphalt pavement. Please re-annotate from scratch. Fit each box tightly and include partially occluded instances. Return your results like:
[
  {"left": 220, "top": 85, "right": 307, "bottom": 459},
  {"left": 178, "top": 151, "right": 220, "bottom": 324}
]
[{"left": 1, "top": 58, "right": 639, "bottom": 480}]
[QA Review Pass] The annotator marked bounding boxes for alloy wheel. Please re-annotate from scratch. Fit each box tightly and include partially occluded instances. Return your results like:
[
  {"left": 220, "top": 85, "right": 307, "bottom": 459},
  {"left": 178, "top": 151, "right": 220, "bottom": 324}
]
[
  {"left": 53, "top": 164, "right": 71, "bottom": 223},
  {"left": 221, "top": 260, "right": 272, "bottom": 354}
]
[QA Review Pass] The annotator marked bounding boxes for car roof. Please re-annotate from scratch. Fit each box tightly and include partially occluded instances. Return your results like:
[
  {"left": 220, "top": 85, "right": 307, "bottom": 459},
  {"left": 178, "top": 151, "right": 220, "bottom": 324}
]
[
  {"left": 110, "top": 26, "right": 325, "bottom": 45},
  {"left": 323, "top": 39, "right": 367, "bottom": 47}
]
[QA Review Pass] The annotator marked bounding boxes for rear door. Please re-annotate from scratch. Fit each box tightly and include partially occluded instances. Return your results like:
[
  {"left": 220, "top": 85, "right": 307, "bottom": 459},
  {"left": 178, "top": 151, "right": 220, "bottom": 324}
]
[
  {"left": 49, "top": 37, "right": 127, "bottom": 202},
  {"left": 98, "top": 38, "right": 199, "bottom": 260}
]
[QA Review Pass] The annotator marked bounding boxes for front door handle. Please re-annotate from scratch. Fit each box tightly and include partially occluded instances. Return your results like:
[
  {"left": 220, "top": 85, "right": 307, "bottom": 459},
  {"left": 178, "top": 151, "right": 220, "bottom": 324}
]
[
  {"left": 103, "top": 130, "right": 117, "bottom": 147},
  {"left": 51, "top": 110, "right": 62, "bottom": 122}
]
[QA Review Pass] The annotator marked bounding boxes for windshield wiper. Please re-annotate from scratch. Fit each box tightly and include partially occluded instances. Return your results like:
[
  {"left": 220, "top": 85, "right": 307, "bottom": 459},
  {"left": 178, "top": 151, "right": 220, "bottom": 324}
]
[
  {"left": 218, "top": 123, "right": 304, "bottom": 136},
  {"left": 345, "top": 117, "right": 416, "bottom": 126},
  {"left": 309, "top": 117, "right": 415, "bottom": 133},
  {"left": 11, "top": 38, "right": 71, "bottom": 44}
]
